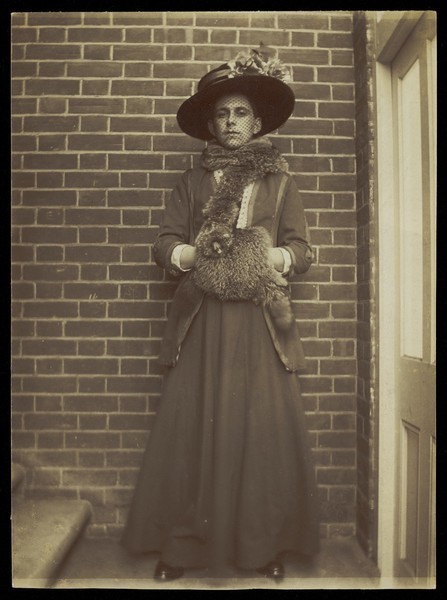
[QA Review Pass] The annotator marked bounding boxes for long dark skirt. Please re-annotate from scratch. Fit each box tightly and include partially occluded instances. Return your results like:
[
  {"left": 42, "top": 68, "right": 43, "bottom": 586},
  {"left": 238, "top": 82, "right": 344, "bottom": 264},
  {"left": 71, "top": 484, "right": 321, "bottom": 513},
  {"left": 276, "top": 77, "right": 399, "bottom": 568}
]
[{"left": 121, "top": 295, "right": 320, "bottom": 570}]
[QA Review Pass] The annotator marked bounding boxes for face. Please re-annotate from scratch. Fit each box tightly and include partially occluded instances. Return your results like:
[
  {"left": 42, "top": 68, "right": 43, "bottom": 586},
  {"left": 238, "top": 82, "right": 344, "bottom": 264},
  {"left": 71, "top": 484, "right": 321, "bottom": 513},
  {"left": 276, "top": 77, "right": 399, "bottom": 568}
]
[{"left": 208, "top": 93, "right": 262, "bottom": 149}]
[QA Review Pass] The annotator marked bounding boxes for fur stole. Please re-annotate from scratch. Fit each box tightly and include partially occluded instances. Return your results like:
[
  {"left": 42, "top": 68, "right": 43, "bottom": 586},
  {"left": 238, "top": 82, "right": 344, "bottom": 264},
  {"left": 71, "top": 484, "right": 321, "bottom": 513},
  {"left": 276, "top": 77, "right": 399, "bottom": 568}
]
[{"left": 188, "top": 138, "right": 294, "bottom": 331}]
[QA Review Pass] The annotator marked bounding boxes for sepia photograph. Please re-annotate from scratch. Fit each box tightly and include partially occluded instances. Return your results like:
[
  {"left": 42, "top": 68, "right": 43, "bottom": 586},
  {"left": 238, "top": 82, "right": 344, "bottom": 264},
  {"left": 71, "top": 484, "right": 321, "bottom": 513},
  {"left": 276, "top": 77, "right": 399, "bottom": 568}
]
[{"left": 10, "top": 10, "right": 436, "bottom": 590}]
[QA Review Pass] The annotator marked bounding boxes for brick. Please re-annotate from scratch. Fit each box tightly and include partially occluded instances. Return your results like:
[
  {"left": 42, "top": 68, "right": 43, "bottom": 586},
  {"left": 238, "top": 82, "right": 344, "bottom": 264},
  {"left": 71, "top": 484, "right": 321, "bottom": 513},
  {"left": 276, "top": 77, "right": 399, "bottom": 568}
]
[
  {"left": 317, "top": 66, "right": 354, "bottom": 83},
  {"left": 78, "top": 154, "right": 107, "bottom": 170},
  {"left": 331, "top": 50, "right": 353, "bottom": 66},
  {"left": 122, "top": 321, "right": 150, "bottom": 338},
  {"left": 12, "top": 432, "right": 35, "bottom": 448},
  {"left": 318, "top": 102, "right": 355, "bottom": 119},
  {"left": 22, "top": 227, "right": 77, "bottom": 244},
  {"left": 12, "top": 171, "right": 35, "bottom": 188},
  {"left": 84, "top": 45, "right": 111, "bottom": 60},
  {"left": 79, "top": 228, "right": 107, "bottom": 243},
  {"left": 121, "top": 359, "right": 148, "bottom": 375},
  {"left": 36, "top": 321, "right": 63, "bottom": 337},
  {"left": 282, "top": 48, "right": 329, "bottom": 65},
  {"left": 25, "top": 79, "right": 80, "bottom": 96},
  {"left": 12, "top": 135, "right": 36, "bottom": 152},
  {"left": 37, "top": 135, "right": 67, "bottom": 152},
  {"left": 107, "top": 376, "right": 161, "bottom": 394},
  {"left": 78, "top": 415, "right": 107, "bottom": 430},
  {"left": 80, "top": 265, "right": 108, "bottom": 280},
  {"left": 38, "top": 27, "right": 66, "bottom": 43},
  {"left": 318, "top": 32, "right": 353, "bottom": 49},
  {"left": 124, "top": 64, "right": 152, "bottom": 78},
  {"left": 120, "top": 284, "right": 148, "bottom": 300},
  {"left": 24, "top": 413, "right": 77, "bottom": 430},
  {"left": 69, "top": 98, "right": 125, "bottom": 114},
  {"left": 22, "top": 339, "right": 76, "bottom": 355},
  {"left": 319, "top": 321, "right": 357, "bottom": 338},
  {"left": 64, "top": 320, "right": 120, "bottom": 338},
  {"left": 124, "top": 27, "right": 152, "bottom": 43},
  {"left": 332, "top": 304, "right": 356, "bottom": 319},
  {"left": 65, "top": 432, "right": 119, "bottom": 449},
  {"left": 113, "top": 44, "right": 163, "bottom": 61},
  {"left": 79, "top": 377, "right": 106, "bottom": 393},
  {"left": 120, "top": 174, "right": 148, "bottom": 189},
  {"left": 333, "top": 267, "right": 356, "bottom": 283},
  {"left": 28, "top": 12, "right": 81, "bottom": 25},
  {"left": 108, "top": 228, "right": 153, "bottom": 245},
  {"left": 11, "top": 320, "right": 35, "bottom": 337},
  {"left": 12, "top": 357, "right": 34, "bottom": 372},
  {"left": 167, "top": 46, "right": 193, "bottom": 61},
  {"left": 35, "top": 248, "right": 64, "bottom": 263},
  {"left": 68, "top": 134, "right": 123, "bottom": 151},
  {"left": 12, "top": 26, "right": 37, "bottom": 43},
  {"left": 290, "top": 83, "right": 331, "bottom": 101},
  {"left": 107, "top": 340, "right": 156, "bottom": 357},
  {"left": 32, "top": 469, "right": 62, "bottom": 487},
  {"left": 79, "top": 191, "right": 107, "bottom": 207},
  {"left": 11, "top": 98, "right": 37, "bottom": 114},
  {"left": 22, "top": 376, "right": 77, "bottom": 393},
  {"left": 22, "top": 264, "right": 79, "bottom": 280},
  {"left": 318, "top": 469, "right": 356, "bottom": 485},
  {"left": 24, "top": 153, "right": 76, "bottom": 169},
  {"left": 39, "top": 62, "right": 66, "bottom": 77},
  {"left": 125, "top": 98, "right": 153, "bottom": 114},
  {"left": 64, "top": 283, "right": 118, "bottom": 299},
  {"left": 68, "top": 27, "right": 122, "bottom": 42},
  {"left": 78, "top": 301, "right": 107, "bottom": 320},
  {"left": 154, "top": 63, "right": 205, "bottom": 80},
  {"left": 23, "top": 302, "right": 78, "bottom": 319},
  {"left": 109, "top": 414, "right": 153, "bottom": 430},
  {"left": 283, "top": 118, "right": 333, "bottom": 137},
  {"left": 319, "top": 248, "right": 356, "bottom": 265},
  {"left": 65, "top": 172, "right": 119, "bottom": 188},
  {"left": 111, "top": 79, "right": 163, "bottom": 96},
  {"left": 63, "top": 469, "right": 117, "bottom": 487},
  {"left": 79, "top": 452, "right": 105, "bottom": 468},
  {"left": 36, "top": 208, "right": 63, "bottom": 225},
  {"left": 25, "top": 44, "right": 81, "bottom": 60},
  {"left": 64, "top": 396, "right": 118, "bottom": 412},
  {"left": 36, "top": 172, "right": 64, "bottom": 188},
  {"left": 78, "top": 340, "right": 105, "bottom": 356},
  {"left": 110, "top": 117, "right": 162, "bottom": 132},
  {"left": 278, "top": 13, "right": 329, "bottom": 29},
  {"left": 65, "top": 245, "right": 120, "bottom": 263},
  {"left": 109, "top": 153, "right": 162, "bottom": 170},
  {"left": 82, "top": 80, "right": 109, "bottom": 95},
  {"left": 67, "top": 62, "right": 123, "bottom": 78},
  {"left": 321, "top": 359, "right": 356, "bottom": 375},
  {"left": 36, "top": 359, "right": 63, "bottom": 374},
  {"left": 196, "top": 14, "right": 249, "bottom": 27},
  {"left": 319, "top": 211, "right": 356, "bottom": 228}
]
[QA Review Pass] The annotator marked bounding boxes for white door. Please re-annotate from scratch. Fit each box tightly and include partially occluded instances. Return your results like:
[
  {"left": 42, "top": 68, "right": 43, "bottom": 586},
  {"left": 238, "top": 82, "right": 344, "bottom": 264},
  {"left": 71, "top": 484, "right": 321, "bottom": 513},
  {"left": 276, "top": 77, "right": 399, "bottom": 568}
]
[
  {"left": 376, "top": 11, "right": 436, "bottom": 585},
  {"left": 390, "top": 13, "right": 436, "bottom": 581}
]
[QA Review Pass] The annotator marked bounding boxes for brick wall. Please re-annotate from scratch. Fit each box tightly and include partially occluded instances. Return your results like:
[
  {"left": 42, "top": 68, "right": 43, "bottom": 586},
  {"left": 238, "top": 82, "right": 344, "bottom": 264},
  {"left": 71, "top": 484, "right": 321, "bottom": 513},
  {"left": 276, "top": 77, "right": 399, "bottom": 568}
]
[
  {"left": 353, "top": 11, "right": 378, "bottom": 559},
  {"left": 11, "top": 11, "right": 358, "bottom": 539}
]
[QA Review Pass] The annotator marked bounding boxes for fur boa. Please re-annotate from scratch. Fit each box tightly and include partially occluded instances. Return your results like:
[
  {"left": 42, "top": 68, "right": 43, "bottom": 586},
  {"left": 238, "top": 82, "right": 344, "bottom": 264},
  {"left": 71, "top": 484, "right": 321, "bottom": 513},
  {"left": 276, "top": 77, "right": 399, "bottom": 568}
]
[{"left": 188, "top": 138, "right": 294, "bottom": 331}]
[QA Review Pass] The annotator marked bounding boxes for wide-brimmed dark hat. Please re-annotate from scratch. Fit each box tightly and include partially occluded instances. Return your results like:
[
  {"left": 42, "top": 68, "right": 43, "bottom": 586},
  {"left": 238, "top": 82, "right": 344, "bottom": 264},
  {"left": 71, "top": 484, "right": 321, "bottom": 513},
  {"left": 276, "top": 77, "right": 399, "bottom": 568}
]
[{"left": 177, "top": 51, "right": 295, "bottom": 140}]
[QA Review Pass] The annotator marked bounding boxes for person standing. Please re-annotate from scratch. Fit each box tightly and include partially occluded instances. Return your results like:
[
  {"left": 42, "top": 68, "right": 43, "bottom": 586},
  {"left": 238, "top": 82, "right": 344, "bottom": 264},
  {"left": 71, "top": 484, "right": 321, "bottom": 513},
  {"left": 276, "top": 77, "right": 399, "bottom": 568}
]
[{"left": 121, "top": 49, "right": 319, "bottom": 582}]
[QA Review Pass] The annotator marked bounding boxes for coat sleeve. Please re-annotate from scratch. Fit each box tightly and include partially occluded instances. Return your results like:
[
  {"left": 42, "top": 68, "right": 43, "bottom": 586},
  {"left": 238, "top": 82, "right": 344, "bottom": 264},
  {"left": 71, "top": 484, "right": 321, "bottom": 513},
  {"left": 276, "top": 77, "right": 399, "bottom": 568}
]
[
  {"left": 153, "top": 170, "right": 192, "bottom": 276},
  {"left": 277, "top": 175, "right": 313, "bottom": 276}
]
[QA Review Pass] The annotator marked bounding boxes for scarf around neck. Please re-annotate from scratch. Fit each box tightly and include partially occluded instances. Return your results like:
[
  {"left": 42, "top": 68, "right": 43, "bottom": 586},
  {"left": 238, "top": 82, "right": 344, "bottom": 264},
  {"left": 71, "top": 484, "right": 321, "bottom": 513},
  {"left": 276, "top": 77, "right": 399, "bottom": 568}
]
[{"left": 200, "top": 137, "right": 289, "bottom": 227}]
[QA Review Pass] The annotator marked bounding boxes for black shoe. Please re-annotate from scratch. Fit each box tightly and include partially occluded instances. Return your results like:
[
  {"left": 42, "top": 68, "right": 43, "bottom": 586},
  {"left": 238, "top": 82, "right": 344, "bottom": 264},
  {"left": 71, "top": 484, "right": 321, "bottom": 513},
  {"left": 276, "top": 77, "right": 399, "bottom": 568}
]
[
  {"left": 256, "top": 560, "right": 284, "bottom": 581},
  {"left": 154, "top": 560, "right": 184, "bottom": 581}
]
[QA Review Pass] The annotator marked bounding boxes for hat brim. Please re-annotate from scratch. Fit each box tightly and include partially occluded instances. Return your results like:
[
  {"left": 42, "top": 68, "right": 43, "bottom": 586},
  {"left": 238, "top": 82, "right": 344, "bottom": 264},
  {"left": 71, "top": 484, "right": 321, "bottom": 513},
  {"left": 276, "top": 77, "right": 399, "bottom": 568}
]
[{"left": 177, "top": 75, "right": 295, "bottom": 141}]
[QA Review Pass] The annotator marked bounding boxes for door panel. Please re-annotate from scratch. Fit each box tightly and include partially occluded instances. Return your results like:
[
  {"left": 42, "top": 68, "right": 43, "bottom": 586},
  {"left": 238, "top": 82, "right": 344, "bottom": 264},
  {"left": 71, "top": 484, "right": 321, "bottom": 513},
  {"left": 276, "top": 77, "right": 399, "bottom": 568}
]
[{"left": 391, "top": 12, "right": 436, "bottom": 580}]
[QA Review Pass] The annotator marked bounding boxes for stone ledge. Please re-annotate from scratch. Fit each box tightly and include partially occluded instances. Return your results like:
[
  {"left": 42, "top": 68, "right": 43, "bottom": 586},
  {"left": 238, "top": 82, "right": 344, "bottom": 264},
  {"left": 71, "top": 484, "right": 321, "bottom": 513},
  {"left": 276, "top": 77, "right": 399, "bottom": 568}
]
[{"left": 12, "top": 497, "right": 92, "bottom": 588}]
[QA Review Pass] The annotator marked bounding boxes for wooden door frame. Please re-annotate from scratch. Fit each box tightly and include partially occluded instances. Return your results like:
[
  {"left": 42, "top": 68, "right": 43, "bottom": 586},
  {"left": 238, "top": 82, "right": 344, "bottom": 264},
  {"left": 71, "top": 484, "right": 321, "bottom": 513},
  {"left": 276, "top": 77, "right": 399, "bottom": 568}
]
[{"left": 373, "top": 10, "right": 432, "bottom": 582}]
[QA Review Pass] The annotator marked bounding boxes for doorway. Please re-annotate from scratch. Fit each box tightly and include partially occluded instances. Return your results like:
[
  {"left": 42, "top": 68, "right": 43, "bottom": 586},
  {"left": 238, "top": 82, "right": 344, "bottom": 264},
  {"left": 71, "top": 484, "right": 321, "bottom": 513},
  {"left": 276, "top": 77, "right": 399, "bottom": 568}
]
[{"left": 375, "top": 10, "right": 436, "bottom": 585}]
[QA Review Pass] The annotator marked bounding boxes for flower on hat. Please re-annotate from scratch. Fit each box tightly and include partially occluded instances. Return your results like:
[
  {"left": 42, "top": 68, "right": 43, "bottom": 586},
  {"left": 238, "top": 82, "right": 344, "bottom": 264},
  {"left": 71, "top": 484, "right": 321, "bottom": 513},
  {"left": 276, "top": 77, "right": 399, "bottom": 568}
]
[{"left": 226, "top": 49, "right": 291, "bottom": 83}]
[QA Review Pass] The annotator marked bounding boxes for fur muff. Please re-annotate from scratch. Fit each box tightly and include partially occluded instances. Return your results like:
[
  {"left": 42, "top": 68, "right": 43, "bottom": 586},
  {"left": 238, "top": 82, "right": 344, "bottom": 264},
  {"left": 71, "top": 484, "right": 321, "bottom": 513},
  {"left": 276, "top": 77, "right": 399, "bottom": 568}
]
[{"left": 184, "top": 139, "right": 295, "bottom": 331}]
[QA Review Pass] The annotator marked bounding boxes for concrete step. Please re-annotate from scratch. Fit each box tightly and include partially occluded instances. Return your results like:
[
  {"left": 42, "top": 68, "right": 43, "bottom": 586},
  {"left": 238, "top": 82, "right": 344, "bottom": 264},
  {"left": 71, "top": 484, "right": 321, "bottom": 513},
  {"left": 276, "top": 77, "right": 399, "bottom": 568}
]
[
  {"left": 11, "top": 463, "right": 25, "bottom": 493},
  {"left": 12, "top": 497, "right": 92, "bottom": 588}
]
